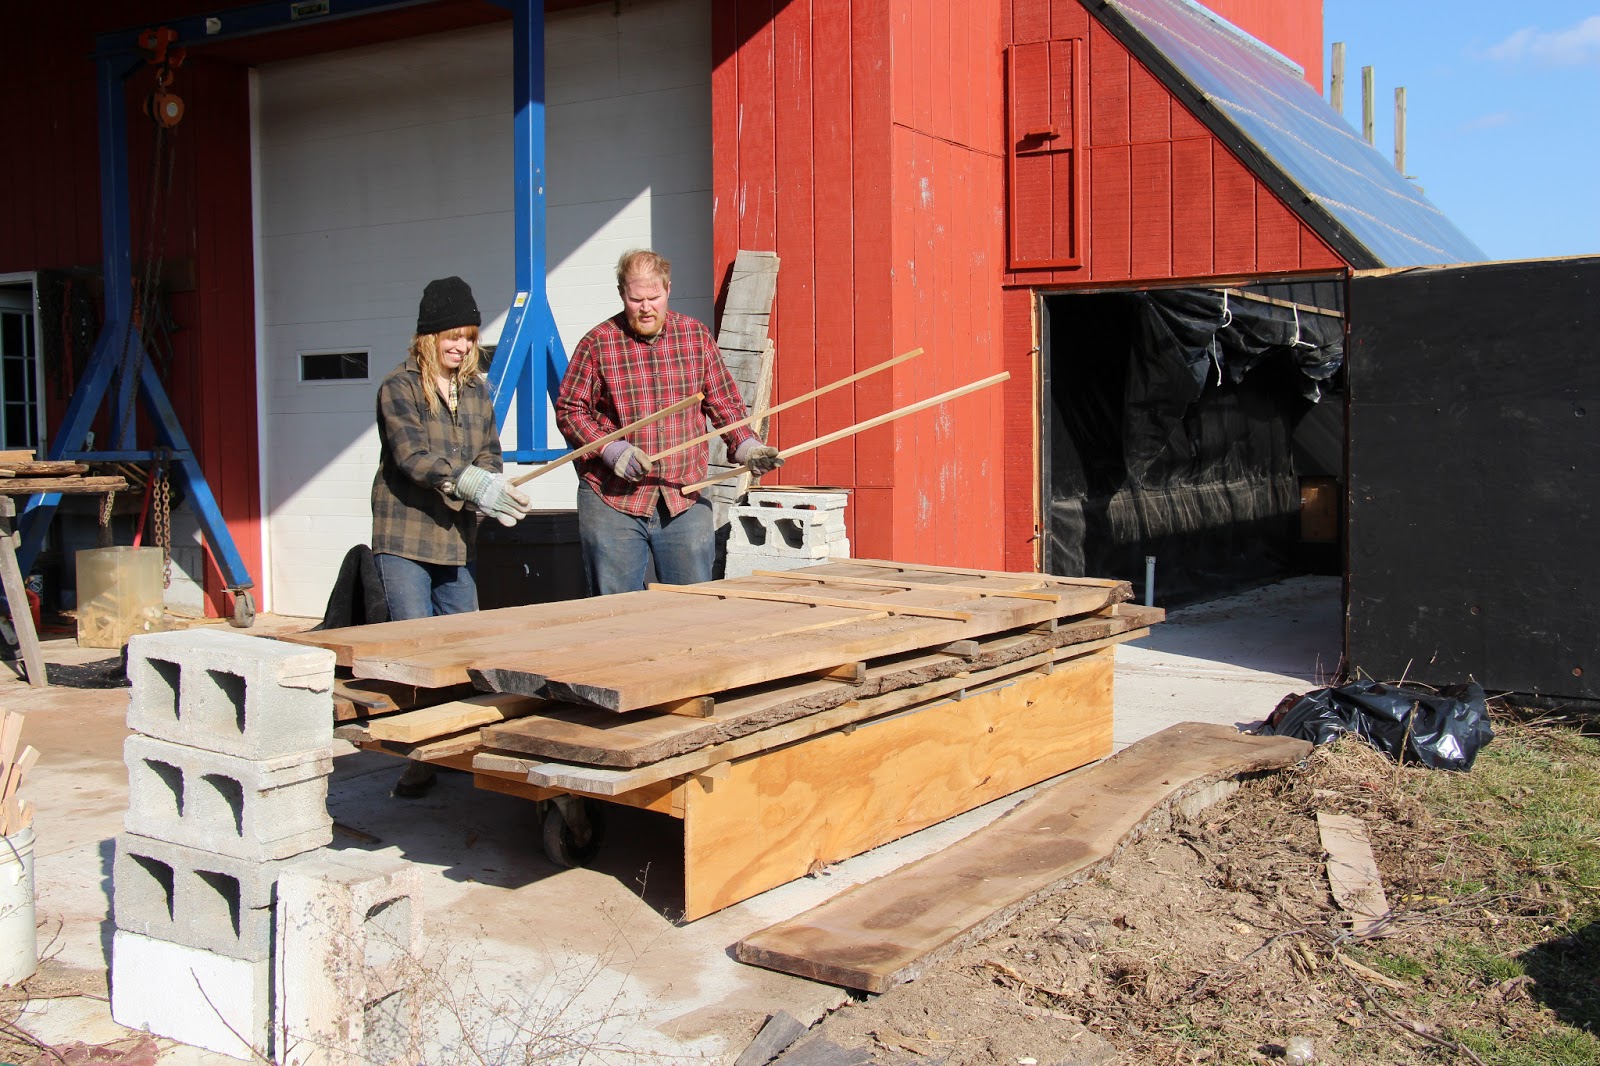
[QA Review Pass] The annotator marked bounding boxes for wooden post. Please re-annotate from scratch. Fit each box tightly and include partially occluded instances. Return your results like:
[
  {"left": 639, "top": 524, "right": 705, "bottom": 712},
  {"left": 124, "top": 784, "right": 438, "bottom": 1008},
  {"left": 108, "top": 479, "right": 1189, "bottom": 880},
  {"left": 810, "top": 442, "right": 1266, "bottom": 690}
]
[
  {"left": 0, "top": 499, "right": 45, "bottom": 688},
  {"left": 1361, "top": 65, "right": 1375, "bottom": 145},
  {"left": 1394, "top": 86, "right": 1407, "bottom": 175},
  {"left": 1330, "top": 42, "right": 1345, "bottom": 114}
]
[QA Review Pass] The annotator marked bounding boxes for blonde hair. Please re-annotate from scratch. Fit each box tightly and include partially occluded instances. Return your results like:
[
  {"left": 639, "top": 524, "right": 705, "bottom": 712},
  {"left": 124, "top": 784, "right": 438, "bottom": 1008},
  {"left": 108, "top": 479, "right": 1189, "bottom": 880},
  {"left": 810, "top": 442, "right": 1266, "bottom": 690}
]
[
  {"left": 409, "top": 326, "right": 484, "bottom": 411},
  {"left": 616, "top": 249, "right": 672, "bottom": 290}
]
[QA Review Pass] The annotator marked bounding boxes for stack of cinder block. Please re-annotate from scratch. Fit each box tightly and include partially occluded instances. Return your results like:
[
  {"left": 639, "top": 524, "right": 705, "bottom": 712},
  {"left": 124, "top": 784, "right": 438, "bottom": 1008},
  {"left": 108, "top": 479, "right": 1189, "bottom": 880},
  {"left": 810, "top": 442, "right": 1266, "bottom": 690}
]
[
  {"left": 722, "top": 488, "right": 850, "bottom": 579},
  {"left": 112, "top": 630, "right": 337, "bottom": 1060}
]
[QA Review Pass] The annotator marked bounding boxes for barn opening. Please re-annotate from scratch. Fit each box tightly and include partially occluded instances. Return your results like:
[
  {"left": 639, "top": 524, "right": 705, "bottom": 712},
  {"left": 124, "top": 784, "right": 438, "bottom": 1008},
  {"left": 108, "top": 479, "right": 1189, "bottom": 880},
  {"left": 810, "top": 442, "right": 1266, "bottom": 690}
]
[{"left": 1041, "top": 281, "right": 1346, "bottom": 608}]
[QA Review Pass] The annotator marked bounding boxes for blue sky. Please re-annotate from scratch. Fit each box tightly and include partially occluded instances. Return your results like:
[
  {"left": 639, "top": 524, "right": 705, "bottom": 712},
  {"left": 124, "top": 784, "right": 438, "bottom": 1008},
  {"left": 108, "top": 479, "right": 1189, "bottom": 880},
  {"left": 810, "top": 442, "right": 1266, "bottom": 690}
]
[{"left": 1323, "top": 1, "right": 1600, "bottom": 260}]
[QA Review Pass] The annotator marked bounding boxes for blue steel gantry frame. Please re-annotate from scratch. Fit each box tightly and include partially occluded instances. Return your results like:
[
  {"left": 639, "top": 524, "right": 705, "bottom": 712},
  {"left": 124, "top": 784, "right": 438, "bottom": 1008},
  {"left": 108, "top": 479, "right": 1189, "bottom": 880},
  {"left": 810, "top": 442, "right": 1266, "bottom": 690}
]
[{"left": 21, "top": 0, "right": 566, "bottom": 621}]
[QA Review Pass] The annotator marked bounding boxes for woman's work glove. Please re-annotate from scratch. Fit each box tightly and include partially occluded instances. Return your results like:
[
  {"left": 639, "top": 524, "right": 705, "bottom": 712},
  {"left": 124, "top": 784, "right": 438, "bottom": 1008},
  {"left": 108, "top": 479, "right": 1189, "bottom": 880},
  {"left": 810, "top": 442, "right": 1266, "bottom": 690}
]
[
  {"left": 735, "top": 439, "right": 784, "bottom": 475},
  {"left": 601, "top": 440, "right": 652, "bottom": 482},
  {"left": 452, "top": 465, "right": 531, "bottom": 527}
]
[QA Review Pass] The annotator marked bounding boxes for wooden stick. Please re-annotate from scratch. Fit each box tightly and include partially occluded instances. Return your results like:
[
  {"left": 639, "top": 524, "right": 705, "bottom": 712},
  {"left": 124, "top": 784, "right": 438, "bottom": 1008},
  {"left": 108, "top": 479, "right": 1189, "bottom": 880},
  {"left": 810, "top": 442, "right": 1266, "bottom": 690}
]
[
  {"left": 510, "top": 392, "right": 705, "bottom": 487},
  {"left": 646, "top": 347, "right": 925, "bottom": 463},
  {"left": 645, "top": 583, "right": 973, "bottom": 621},
  {"left": 682, "top": 371, "right": 1010, "bottom": 494}
]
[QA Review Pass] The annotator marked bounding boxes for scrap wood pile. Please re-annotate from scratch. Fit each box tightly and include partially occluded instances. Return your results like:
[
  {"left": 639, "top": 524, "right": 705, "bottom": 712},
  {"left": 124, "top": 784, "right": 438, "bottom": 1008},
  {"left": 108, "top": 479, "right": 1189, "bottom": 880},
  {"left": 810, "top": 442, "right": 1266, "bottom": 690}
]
[
  {"left": 0, "top": 711, "right": 37, "bottom": 836},
  {"left": 0, "top": 451, "right": 128, "bottom": 496},
  {"left": 288, "top": 559, "right": 1163, "bottom": 795}
]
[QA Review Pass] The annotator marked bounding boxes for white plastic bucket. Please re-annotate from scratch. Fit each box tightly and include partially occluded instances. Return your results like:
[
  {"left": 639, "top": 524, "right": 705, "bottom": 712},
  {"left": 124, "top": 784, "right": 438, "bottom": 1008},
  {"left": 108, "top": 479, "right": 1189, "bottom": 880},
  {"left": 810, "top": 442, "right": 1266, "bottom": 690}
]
[{"left": 0, "top": 828, "right": 37, "bottom": 986}]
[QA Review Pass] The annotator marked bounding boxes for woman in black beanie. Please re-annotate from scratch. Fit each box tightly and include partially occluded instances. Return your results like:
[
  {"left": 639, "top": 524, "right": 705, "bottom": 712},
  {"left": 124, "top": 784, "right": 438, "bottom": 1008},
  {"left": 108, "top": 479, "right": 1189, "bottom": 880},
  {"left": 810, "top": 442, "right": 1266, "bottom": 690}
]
[{"left": 371, "top": 275, "right": 529, "bottom": 621}]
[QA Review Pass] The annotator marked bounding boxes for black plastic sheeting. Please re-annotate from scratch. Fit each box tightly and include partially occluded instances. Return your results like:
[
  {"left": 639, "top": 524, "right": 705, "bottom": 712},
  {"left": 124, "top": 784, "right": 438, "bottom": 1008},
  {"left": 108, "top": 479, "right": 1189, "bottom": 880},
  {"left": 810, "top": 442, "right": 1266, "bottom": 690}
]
[
  {"left": 1261, "top": 680, "right": 1494, "bottom": 771},
  {"left": 1045, "top": 286, "right": 1343, "bottom": 606}
]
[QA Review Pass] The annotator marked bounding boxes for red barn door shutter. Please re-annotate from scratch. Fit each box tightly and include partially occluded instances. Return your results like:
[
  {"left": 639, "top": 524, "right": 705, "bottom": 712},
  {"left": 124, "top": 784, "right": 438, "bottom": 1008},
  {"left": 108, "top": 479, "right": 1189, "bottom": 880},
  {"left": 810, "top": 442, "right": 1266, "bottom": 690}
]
[{"left": 1007, "top": 38, "right": 1085, "bottom": 270}]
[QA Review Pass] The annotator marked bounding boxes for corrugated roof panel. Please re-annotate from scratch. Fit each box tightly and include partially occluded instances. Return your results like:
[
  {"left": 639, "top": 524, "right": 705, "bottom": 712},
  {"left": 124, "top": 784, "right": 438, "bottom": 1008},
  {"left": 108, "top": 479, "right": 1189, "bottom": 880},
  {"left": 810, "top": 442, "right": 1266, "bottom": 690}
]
[{"left": 1100, "top": 0, "right": 1486, "bottom": 267}]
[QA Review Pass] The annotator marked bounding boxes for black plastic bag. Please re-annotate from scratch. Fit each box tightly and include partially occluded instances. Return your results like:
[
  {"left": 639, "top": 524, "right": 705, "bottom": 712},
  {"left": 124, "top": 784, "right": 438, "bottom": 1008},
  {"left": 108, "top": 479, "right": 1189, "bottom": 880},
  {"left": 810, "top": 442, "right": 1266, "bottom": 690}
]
[{"left": 1262, "top": 679, "right": 1493, "bottom": 771}]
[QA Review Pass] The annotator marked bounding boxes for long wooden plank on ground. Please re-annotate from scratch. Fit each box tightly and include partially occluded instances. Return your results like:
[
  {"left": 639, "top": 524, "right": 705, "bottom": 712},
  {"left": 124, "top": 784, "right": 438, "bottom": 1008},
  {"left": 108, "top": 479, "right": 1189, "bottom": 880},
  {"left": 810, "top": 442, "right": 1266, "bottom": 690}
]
[
  {"left": 475, "top": 628, "right": 1150, "bottom": 795},
  {"left": 492, "top": 567, "right": 1128, "bottom": 710},
  {"left": 734, "top": 723, "right": 1313, "bottom": 992},
  {"left": 479, "top": 606, "right": 1162, "bottom": 767},
  {"left": 364, "top": 693, "right": 547, "bottom": 743}
]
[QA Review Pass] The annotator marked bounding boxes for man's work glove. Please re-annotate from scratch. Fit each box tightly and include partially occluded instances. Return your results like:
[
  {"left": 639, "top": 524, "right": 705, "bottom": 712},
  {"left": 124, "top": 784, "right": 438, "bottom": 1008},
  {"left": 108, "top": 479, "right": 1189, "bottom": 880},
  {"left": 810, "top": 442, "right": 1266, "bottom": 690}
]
[
  {"left": 601, "top": 440, "right": 652, "bottom": 482},
  {"left": 735, "top": 439, "right": 784, "bottom": 475},
  {"left": 452, "top": 465, "right": 531, "bottom": 527}
]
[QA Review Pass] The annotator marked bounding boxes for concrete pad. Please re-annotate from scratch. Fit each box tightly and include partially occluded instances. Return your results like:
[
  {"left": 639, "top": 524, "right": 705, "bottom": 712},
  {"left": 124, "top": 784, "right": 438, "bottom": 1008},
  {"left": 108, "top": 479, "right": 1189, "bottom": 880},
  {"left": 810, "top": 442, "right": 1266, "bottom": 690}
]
[{"left": 11, "top": 579, "right": 1340, "bottom": 1063}]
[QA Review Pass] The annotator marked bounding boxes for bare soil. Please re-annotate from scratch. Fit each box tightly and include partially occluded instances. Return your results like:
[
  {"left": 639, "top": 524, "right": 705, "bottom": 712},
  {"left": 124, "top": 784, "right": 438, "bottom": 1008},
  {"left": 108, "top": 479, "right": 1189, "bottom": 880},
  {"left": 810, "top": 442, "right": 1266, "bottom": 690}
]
[{"left": 796, "top": 725, "right": 1597, "bottom": 1066}]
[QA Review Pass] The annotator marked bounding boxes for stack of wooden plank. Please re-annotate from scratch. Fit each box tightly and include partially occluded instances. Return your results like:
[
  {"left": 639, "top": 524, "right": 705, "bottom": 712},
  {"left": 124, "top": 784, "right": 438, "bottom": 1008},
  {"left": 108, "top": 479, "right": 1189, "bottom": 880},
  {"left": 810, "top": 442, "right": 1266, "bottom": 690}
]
[
  {"left": 0, "top": 452, "right": 128, "bottom": 496},
  {"left": 288, "top": 559, "right": 1163, "bottom": 917}
]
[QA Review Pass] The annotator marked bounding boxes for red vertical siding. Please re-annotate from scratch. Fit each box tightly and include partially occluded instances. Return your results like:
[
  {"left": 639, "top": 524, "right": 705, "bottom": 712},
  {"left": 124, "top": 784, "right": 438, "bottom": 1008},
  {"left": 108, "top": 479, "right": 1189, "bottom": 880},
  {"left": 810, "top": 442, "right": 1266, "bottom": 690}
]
[{"left": 0, "top": 4, "right": 264, "bottom": 615}]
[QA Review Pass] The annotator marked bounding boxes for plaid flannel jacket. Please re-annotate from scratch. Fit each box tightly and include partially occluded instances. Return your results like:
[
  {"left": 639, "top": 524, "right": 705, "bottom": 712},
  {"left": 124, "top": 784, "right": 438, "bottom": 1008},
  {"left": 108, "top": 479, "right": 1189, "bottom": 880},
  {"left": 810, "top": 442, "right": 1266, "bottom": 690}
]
[
  {"left": 556, "top": 310, "right": 756, "bottom": 518},
  {"left": 371, "top": 357, "right": 502, "bottom": 565}
]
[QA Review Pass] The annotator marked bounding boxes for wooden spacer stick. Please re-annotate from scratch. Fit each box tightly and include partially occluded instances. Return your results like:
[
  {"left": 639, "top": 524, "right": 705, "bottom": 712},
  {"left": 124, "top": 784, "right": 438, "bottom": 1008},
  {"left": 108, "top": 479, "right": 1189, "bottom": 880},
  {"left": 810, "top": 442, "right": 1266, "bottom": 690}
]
[
  {"left": 646, "top": 347, "right": 925, "bottom": 463},
  {"left": 511, "top": 392, "right": 705, "bottom": 487},
  {"left": 646, "top": 583, "right": 973, "bottom": 621},
  {"left": 682, "top": 371, "right": 1011, "bottom": 494}
]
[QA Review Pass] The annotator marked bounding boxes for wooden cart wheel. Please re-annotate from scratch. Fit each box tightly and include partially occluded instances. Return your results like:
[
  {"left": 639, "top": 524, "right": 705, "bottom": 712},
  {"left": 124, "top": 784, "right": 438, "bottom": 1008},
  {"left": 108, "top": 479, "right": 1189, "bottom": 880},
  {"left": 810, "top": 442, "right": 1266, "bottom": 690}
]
[
  {"left": 229, "top": 589, "right": 256, "bottom": 629},
  {"left": 542, "top": 798, "right": 606, "bottom": 869}
]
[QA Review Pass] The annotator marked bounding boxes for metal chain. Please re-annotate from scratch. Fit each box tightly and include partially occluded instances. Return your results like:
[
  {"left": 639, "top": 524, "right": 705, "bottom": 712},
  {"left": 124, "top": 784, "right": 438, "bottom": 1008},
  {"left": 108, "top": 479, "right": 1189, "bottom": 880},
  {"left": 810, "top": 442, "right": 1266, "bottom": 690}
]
[
  {"left": 98, "top": 490, "right": 116, "bottom": 534},
  {"left": 154, "top": 461, "right": 173, "bottom": 590}
]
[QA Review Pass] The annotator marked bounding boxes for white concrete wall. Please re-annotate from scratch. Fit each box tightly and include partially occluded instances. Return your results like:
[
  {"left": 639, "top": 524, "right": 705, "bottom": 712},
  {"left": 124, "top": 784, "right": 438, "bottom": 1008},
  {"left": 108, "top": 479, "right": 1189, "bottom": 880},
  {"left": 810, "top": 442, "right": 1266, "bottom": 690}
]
[{"left": 255, "top": 0, "right": 711, "bottom": 616}]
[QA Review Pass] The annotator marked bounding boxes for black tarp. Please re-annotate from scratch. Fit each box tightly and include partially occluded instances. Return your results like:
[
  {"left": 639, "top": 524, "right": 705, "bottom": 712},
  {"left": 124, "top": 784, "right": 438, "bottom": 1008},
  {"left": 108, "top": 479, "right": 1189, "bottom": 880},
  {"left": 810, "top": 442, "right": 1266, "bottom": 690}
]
[{"left": 1045, "top": 285, "right": 1344, "bottom": 606}]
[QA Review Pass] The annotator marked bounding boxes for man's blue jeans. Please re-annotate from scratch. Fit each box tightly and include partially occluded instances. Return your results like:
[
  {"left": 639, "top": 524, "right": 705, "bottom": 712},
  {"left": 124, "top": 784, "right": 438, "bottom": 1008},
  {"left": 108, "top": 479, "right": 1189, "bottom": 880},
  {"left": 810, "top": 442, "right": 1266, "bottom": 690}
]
[
  {"left": 374, "top": 553, "right": 479, "bottom": 620},
  {"left": 578, "top": 480, "right": 713, "bottom": 595}
]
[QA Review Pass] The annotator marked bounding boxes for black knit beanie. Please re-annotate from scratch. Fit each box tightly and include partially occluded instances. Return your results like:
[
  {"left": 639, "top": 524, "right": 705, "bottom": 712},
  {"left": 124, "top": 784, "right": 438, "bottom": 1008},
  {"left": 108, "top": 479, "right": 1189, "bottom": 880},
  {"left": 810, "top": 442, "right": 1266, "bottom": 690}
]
[{"left": 416, "top": 276, "right": 481, "bottom": 335}]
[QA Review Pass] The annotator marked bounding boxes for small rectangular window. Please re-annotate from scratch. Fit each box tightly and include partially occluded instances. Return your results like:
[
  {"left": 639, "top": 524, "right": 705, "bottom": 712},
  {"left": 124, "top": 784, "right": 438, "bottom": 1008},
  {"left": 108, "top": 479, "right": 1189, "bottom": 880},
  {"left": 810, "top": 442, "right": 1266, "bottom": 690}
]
[{"left": 299, "top": 350, "right": 369, "bottom": 382}]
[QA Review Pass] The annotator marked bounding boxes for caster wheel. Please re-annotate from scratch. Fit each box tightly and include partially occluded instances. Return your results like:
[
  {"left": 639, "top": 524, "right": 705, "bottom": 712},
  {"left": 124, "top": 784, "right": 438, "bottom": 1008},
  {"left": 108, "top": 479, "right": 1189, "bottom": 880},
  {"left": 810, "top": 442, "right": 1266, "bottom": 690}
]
[
  {"left": 229, "top": 590, "right": 257, "bottom": 629},
  {"left": 542, "top": 799, "right": 606, "bottom": 868}
]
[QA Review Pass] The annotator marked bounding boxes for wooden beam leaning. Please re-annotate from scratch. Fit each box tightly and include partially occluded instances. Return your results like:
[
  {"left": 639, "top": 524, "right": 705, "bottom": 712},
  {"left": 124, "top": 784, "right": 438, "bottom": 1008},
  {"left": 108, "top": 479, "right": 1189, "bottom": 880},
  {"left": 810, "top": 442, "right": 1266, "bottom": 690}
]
[
  {"left": 646, "top": 347, "right": 925, "bottom": 463},
  {"left": 511, "top": 392, "right": 705, "bottom": 487},
  {"left": 752, "top": 570, "right": 1061, "bottom": 603},
  {"left": 683, "top": 372, "right": 1011, "bottom": 494},
  {"left": 646, "top": 583, "right": 972, "bottom": 622}
]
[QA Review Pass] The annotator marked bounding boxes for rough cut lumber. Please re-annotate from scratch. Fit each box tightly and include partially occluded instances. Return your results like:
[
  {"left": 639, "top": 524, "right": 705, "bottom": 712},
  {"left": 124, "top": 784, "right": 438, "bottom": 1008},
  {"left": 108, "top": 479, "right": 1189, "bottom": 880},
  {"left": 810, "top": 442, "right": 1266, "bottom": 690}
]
[
  {"left": 502, "top": 565, "right": 1127, "bottom": 711},
  {"left": 648, "top": 583, "right": 973, "bottom": 621},
  {"left": 478, "top": 607, "right": 1160, "bottom": 769},
  {"left": 733, "top": 723, "right": 1313, "bottom": 992},
  {"left": 475, "top": 629, "right": 1148, "bottom": 795},
  {"left": 733, "top": 1012, "right": 808, "bottom": 1066},
  {"left": 331, "top": 679, "right": 478, "bottom": 722},
  {"left": 1317, "top": 811, "right": 1393, "bottom": 937},
  {"left": 0, "top": 476, "right": 128, "bottom": 495},
  {"left": 364, "top": 693, "right": 546, "bottom": 743},
  {"left": 754, "top": 570, "right": 1062, "bottom": 602}
]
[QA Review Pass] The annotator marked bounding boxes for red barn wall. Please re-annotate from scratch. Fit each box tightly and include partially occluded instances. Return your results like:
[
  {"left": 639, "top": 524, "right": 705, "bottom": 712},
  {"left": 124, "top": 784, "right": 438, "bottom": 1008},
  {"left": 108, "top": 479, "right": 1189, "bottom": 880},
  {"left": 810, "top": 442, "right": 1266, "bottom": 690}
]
[
  {"left": 997, "top": 0, "right": 1347, "bottom": 570},
  {"left": 713, "top": 0, "right": 1009, "bottom": 567},
  {"left": 1, "top": 2, "right": 261, "bottom": 616}
]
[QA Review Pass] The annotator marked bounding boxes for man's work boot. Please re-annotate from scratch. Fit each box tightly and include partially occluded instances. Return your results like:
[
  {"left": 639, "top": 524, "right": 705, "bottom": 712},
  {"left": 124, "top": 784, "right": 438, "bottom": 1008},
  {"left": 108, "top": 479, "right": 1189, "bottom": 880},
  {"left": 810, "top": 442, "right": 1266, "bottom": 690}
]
[{"left": 392, "top": 760, "right": 437, "bottom": 798}]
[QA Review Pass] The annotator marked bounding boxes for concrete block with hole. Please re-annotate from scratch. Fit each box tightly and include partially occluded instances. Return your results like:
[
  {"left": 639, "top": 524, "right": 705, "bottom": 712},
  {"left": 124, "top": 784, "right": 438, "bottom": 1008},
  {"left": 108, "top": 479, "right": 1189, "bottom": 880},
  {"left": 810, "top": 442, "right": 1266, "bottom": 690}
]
[
  {"left": 726, "top": 505, "right": 844, "bottom": 556},
  {"left": 112, "top": 929, "right": 273, "bottom": 1060},
  {"left": 124, "top": 734, "right": 333, "bottom": 861},
  {"left": 276, "top": 853, "right": 426, "bottom": 1066},
  {"left": 745, "top": 488, "right": 849, "bottom": 511},
  {"left": 127, "top": 629, "right": 335, "bottom": 760},
  {"left": 113, "top": 832, "right": 291, "bottom": 961}
]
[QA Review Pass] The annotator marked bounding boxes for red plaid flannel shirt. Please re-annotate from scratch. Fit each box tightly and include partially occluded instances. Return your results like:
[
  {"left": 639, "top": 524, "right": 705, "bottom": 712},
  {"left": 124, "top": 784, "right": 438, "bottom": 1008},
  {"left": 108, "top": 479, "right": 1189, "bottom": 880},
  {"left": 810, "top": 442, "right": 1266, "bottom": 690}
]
[{"left": 557, "top": 311, "right": 757, "bottom": 517}]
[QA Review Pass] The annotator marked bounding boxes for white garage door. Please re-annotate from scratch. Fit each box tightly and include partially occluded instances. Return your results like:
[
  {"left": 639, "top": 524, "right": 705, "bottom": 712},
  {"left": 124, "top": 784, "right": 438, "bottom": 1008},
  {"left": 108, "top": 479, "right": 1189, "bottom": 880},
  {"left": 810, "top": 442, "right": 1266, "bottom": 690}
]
[{"left": 255, "top": 0, "right": 713, "bottom": 616}]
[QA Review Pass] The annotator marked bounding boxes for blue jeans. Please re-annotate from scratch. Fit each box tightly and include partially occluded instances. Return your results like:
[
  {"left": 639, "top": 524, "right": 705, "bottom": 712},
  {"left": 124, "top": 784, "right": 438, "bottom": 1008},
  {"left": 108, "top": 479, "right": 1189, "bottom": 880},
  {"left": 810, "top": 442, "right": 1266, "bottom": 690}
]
[
  {"left": 578, "top": 480, "right": 713, "bottom": 595},
  {"left": 375, "top": 553, "right": 479, "bottom": 620}
]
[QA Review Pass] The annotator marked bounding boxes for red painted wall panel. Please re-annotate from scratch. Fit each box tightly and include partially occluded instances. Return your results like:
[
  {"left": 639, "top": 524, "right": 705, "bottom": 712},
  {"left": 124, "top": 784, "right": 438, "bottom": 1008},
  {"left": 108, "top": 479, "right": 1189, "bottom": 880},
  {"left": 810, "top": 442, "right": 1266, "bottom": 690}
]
[{"left": 1201, "top": 0, "right": 1324, "bottom": 88}]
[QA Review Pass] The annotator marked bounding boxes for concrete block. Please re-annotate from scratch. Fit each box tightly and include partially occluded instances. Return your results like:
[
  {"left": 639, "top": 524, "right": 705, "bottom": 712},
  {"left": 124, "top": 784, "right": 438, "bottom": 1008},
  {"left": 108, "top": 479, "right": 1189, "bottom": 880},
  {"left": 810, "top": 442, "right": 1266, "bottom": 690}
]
[
  {"left": 276, "top": 854, "right": 425, "bottom": 1066},
  {"left": 724, "top": 544, "right": 847, "bottom": 579},
  {"left": 114, "top": 832, "right": 289, "bottom": 961},
  {"left": 726, "top": 508, "right": 843, "bottom": 554},
  {"left": 746, "top": 488, "right": 849, "bottom": 511},
  {"left": 124, "top": 735, "right": 333, "bottom": 861},
  {"left": 112, "top": 929, "right": 272, "bottom": 1060},
  {"left": 128, "top": 630, "right": 335, "bottom": 760}
]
